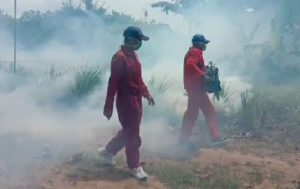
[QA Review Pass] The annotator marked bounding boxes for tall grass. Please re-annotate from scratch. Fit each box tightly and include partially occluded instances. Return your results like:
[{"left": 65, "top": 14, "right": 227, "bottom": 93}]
[
  {"left": 142, "top": 74, "right": 178, "bottom": 122},
  {"left": 2, "top": 63, "right": 300, "bottom": 143},
  {"left": 213, "top": 80, "right": 235, "bottom": 105},
  {"left": 69, "top": 64, "right": 108, "bottom": 98},
  {"left": 144, "top": 74, "right": 176, "bottom": 96},
  {"left": 224, "top": 84, "right": 300, "bottom": 145}
]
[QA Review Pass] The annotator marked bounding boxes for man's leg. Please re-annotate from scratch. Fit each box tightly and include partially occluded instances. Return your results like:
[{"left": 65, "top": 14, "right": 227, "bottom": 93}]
[
  {"left": 124, "top": 124, "right": 141, "bottom": 169},
  {"left": 122, "top": 111, "right": 148, "bottom": 180},
  {"left": 179, "top": 90, "right": 200, "bottom": 146},
  {"left": 198, "top": 91, "right": 228, "bottom": 145},
  {"left": 106, "top": 129, "right": 126, "bottom": 155},
  {"left": 98, "top": 129, "right": 125, "bottom": 166}
]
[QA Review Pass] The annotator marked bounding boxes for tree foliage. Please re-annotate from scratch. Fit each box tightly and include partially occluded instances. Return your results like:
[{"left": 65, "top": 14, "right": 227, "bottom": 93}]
[
  {"left": 151, "top": 0, "right": 275, "bottom": 16},
  {"left": 151, "top": 0, "right": 300, "bottom": 53},
  {"left": 0, "top": 0, "right": 168, "bottom": 50}
]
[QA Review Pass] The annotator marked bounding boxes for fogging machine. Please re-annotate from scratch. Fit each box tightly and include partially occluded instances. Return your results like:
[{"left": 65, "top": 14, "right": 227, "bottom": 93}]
[{"left": 205, "top": 61, "right": 222, "bottom": 101}]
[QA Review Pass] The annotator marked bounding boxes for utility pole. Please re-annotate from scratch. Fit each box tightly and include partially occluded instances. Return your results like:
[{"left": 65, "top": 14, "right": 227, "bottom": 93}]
[
  {"left": 141, "top": 9, "right": 148, "bottom": 22},
  {"left": 13, "top": 0, "right": 17, "bottom": 73}
]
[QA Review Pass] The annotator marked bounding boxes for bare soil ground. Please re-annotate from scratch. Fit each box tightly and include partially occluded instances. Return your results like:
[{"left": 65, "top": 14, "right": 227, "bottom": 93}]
[{"left": 1, "top": 131, "right": 300, "bottom": 189}]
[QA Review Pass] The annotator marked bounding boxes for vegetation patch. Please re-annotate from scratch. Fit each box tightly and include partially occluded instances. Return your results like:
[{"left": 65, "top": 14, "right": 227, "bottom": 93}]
[{"left": 146, "top": 160, "right": 243, "bottom": 189}]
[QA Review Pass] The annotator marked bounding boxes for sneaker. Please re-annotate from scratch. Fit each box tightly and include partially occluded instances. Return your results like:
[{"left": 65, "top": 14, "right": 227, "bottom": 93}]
[
  {"left": 130, "top": 166, "right": 148, "bottom": 180},
  {"left": 212, "top": 137, "right": 229, "bottom": 146},
  {"left": 97, "top": 147, "right": 116, "bottom": 166}
]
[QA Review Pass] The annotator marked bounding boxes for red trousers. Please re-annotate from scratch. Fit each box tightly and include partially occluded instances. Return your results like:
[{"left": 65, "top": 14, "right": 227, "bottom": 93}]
[
  {"left": 179, "top": 89, "right": 220, "bottom": 142},
  {"left": 105, "top": 96, "right": 142, "bottom": 169}
]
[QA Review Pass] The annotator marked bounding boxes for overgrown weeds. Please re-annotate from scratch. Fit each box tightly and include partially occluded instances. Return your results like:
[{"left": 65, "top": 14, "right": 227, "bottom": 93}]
[
  {"left": 142, "top": 74, "right": 177, "bottom": 120},
  {"left": 146, "top": 160, "right": 241, "bottom": 189},
  {"left": 144, "top": 74, "right": 175, "bottom": 96},
  {"left": 68, "top": 63, "right": 108, "bottom": 98},
  {"left": 226, "top": 83, "right": 300, "bottom": 148},
  {"left": 3, "top": 62, "right": 300, "bottom": 147}
]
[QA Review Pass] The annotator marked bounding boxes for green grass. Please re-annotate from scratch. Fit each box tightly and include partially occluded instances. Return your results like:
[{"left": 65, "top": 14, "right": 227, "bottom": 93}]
[
  {"left": 142, "top": 74, "right": 178, "bottom": 120},
  {"left": 144, "top": 73, "right": 176, "bottom": 96},
  {"left": 68, "top": 63, "right": 108, "bottom": 98},
  {"left": 223, "top": 83, "right": 300, "bottom": 150},
  {"left": 146, "top": 161, "right": 241, "bottom": 189},
  {"left": 213, "top": 80, "right": 235, "bottom": 105}
]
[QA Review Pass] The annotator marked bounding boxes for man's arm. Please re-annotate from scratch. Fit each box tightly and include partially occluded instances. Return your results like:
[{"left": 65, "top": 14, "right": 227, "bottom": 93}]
[
  {"left": 134, "top": 52, "right": 151, "bottom": 98},
  {"left": 141, "top": 79, "right": 150, "bottom": 98},
  {"left": 104, "top": 54, "right": 123, "bottom": 110},
  {"left": 186, "top": 50, "right": 205, "bottom": 79}
]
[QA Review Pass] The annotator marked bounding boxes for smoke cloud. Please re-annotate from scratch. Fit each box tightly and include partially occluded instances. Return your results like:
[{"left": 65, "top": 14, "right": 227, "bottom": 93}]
[{"left": 0, "top": 0, "right": 272, "bottom": 187}]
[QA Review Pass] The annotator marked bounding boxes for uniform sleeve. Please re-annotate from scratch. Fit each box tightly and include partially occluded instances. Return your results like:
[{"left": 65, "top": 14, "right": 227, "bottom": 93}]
[
  {"left": 141, "top": 79, "right": 150, "bottom": 98},
  {"left": 104, "top": 54, "right": 124, "bottom": 110},
  {"left": 186, "top": 50, "right": 205, "bottom": 79},
  {"left": 135, "top": 53, "right": 151, "bottom": 98}
]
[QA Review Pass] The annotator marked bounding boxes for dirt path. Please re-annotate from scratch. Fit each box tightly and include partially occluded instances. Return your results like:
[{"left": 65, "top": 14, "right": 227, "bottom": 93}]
[
  {"left": 36, "top": 173, "right": 166, "bottom": 189},
  {"left": 1, "top": 136, "right": 300, "bottom": 189},
  {"left": 24, "top": 148, "right": 299, "bottom": 189},
  {"left": 28, "top": 155, "right": 168, "bottom": 189}
]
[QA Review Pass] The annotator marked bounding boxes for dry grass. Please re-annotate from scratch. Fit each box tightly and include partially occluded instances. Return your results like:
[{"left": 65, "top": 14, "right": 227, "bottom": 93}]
[
  {"left": 146, "top": 160, "right": 241, "bottom": 189},
  {"left": 61, "top": 151, "right": 242, "bottom": 189}
]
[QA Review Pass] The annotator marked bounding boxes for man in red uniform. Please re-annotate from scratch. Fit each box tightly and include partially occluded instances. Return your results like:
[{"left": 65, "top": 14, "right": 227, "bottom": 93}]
[
  {"left": 98, "top": 26, "right": 155, "bottom": 180},
  {"left": 179, "top": 34, "right": 228, "bottom": 148}
]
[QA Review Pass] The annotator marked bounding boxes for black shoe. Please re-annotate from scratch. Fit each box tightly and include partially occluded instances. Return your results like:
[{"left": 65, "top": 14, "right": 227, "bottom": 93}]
[{"left": 212, "top": 137, "right": 229, "bottom": 146}]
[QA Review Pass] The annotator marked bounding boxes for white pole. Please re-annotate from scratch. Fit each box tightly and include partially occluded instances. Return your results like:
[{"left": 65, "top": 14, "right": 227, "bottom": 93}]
[{"left": 13, "top": 0, "right": 17, "bottom": 73}]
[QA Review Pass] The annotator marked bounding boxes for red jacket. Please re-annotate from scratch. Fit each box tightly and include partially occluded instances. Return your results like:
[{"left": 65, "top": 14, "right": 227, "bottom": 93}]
[
  {"left": 104, "top": 46, "right": 150, "bottom": 110},
  {"left": 183, "top": 47, "right": 205, "bottom": 90}
]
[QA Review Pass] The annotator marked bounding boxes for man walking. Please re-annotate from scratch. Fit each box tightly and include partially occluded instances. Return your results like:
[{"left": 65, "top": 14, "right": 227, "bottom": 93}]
[
  {"left": 179, "top": 34, "right": 228, "bottom": 148},
  {"left": 98, "top": 26, "right": 155, "bottom": 180}
]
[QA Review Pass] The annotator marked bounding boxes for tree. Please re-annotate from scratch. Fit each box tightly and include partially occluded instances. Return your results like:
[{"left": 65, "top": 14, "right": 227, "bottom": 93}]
[
  {"left": 0, "top": 0, "right": 170, "bottom": 50},
  {"left": 151, "top": 0, "right": 205, "bottom": 32},
  {"left": 151, "top": 0, "right": 277, "bottom": 33}
]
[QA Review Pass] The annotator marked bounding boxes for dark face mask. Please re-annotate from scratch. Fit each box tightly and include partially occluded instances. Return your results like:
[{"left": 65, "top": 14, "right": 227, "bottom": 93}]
[{"left": 197, "top": 42, "right": 207, "bottom": 51}]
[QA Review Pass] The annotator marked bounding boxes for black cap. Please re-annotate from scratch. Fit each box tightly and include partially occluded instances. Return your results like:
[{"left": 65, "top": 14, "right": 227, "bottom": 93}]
[
  {"left": 192, "top": 34, "right": 210, "bottom": 44},
  {"left": 123, "top": 26, "right": 149, "bottom": 41}
]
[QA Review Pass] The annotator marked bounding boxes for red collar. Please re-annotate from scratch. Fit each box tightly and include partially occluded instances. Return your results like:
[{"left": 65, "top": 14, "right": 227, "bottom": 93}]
[
  {"left": 120, "top": 45, "right": 135, "bottom": 56},
  {"left": 190, "top": 46, "right": 203, "bottom": 53}
]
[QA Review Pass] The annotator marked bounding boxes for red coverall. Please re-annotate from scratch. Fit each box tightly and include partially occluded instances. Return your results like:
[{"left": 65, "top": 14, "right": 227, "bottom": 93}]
[
  {"left": 179, "top": 47, "right": 220, "bottom": 142},
  {"left": 104, "top": 46, "right": 150, "bottom": 169}
]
